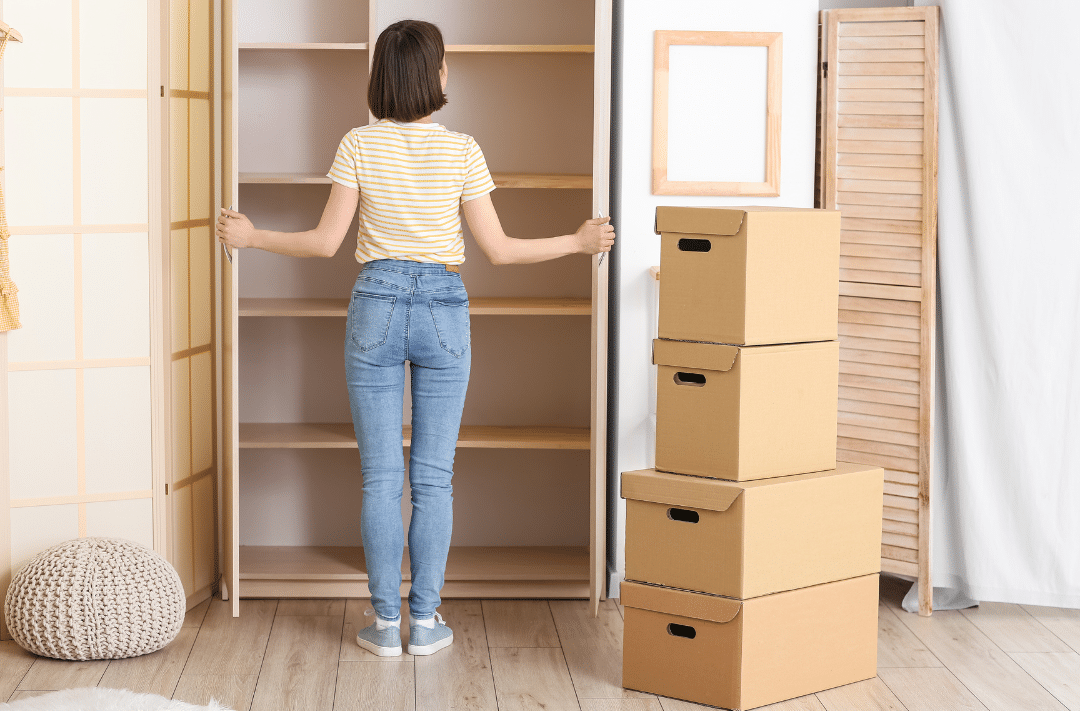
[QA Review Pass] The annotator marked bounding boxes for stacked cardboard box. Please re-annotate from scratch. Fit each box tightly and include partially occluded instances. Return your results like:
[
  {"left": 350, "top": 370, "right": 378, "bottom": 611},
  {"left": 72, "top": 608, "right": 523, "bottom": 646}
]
[{"left": 621, "top": 207, "right": 885, "bottom": 710}]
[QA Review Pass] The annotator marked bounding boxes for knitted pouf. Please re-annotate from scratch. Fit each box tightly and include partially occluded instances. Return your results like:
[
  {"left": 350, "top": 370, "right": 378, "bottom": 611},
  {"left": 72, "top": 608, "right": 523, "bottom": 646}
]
[{"left": 3, "top": 537, "right": 187, "bottom": 660}]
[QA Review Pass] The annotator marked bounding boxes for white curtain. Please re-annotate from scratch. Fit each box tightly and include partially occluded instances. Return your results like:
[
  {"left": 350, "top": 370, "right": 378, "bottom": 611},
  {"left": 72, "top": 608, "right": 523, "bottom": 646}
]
[{"left": 918, "top": 0, "right": 1080, "bottom": 606}]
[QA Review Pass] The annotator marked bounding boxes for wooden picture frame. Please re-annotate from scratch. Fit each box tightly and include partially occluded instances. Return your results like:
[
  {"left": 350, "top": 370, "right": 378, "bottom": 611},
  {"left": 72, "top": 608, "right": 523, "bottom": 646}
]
[{"left": 652, "top": 30, "right": 782, "bottom": 197}]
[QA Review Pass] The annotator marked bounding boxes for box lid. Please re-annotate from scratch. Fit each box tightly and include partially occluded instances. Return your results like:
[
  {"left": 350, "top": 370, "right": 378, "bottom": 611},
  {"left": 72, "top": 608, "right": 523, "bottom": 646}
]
[
  {"left": 737, "top": 461, "right": 882, "bottom": 491},
  {"left": 653, "top": 339, "right": 739, "bottom": 372},
  {"left": 621, "top": 580, "right": 742, "bottom": 624},
  {"left": 655, "top": 206, "right": 746, "bottom": 236},
  {"left": 621, "top": 468, "right": 743, "bottom": 512}
]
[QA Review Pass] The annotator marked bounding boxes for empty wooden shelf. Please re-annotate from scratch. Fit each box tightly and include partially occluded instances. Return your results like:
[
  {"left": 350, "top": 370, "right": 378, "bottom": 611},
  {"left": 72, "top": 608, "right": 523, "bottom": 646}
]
[
  {"left": 238, "top": 545, "right": 590, "bottom": 598},
  {"left": 239, "top": 423, "right": 590, "bottom": 450},
  {"left": 445, "top": 44, "right": 594, "bottom": 53},
  {"left": 238, "top": 172, "right": 592, "bottom": 189},
  {"left": 238, "top": 297, "right": 592, "bottom": 317},
  {"left": 239, "top": 42, "right": 368, "bottom": 50}
]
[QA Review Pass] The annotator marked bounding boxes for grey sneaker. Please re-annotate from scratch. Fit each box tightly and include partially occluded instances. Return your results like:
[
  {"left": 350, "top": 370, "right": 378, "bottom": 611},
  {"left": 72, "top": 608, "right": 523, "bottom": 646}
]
[
  {"left": 356, "top": 610, "right": 402, "bottom": 657},
  {"left": 407, "top": 611, "right": 454, "bottom": 656}
]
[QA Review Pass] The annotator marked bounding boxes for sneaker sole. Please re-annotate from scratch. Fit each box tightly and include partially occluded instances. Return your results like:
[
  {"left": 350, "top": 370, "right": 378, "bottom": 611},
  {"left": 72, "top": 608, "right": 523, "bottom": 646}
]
[
  {"left": 356, "top": 634, "right": 402, "bottom": 657},
  {"left": 407, "top": 631, "right": 454, "bottom": 656}
]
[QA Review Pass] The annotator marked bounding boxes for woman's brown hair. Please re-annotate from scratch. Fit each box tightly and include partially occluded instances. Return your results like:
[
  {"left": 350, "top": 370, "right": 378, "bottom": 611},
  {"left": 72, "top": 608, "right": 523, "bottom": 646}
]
[{"left": 368, "top": 20, "right": 448, "bottom": 123}]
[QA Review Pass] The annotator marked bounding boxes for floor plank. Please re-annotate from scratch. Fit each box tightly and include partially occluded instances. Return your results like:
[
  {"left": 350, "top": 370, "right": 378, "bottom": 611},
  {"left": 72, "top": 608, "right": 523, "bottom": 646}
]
[
  {"left": 276, "top": 599, "right": 347, "bottom": 617},
  {"left": 878, "top": 667, "right": 988, "bottom": 710},
  {"left": 340, "top": 599, "right": 413, "bottom": 663},
  {"left": 817, "top": 677, "right": 906, "bottom": 710},
  {"left": 893, "top": 608, "right": 1067, "bottom": 711},
  {"left": 0, "top": 641, "right": 36, "bottom": 701},
  {"left": 483, "top": 600, "right": 560, "bottom": 648},
  {"left": 414, "top": 600, "right": 497, "bottom": 711},
  {"left": 171, "top": 673, "right": 260, "bottom": 711},
  {"left": 961, "top": 603, "right": 1073, "bottom": 653},
  {"left": 877, "top": 603, "right": 941, "bottom": 668},
  {"left": 335, "top": 661, "right": 415, "bottom": 711},
  {"left": 489, "top": 647, "right": 579, "bottom": 711},
  {"left": 172, "top": 598, "right": 277, "bottom": 711},
  {"left": 658, "top": 694, "right": 827, "bottom": 710},
  {"left": 184, "top": 598, "right": 212, "bottom": 628},
  {"left": 177, "top": 598, "right": 277, "bottom": 677},
  {"left": 16, "top": 657, "right": 109, "bottom": 692},
  {"left": 7, "top": 690, "right": 55, "bottom": 702},
  {"left": 250, "top": 615, "right": 342, "bottom": 711},
  {"left": 580, "top": 699, "right": 665, "bottom": 711},
  {"left": 97, "top": 626, "right": 198, "bottom": 697},
  {"left": 1010, "top": 652, "right": 1080, "bottom": 710},
  {"left": 550, "top": 599, "right": 646, "bottom": 699},
  {"left": 1023, "top": 605, "right": 1080, "bottom": 653}
]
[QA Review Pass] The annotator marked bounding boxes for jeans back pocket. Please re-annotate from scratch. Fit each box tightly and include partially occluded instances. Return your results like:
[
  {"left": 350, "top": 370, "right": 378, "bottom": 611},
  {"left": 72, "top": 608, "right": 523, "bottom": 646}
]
[
  {"left": 429, "top": 299, "right": 471, "bottom": 358},
  {"left": 349, "top": 293, "right": 397, "bottom": 352}
]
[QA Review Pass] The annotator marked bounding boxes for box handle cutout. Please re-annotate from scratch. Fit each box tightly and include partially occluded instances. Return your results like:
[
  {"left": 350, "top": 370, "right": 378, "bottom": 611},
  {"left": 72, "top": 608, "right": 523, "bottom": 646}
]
[
  {"left": 677, "top": 238, "right": 712, "bottom": 253},
  {"left": 667, "top": 623, "right": 697, "bottom": 639},
  {"left": 674, "top": 372, "right": 706, "bottom": 387},
  {"left": 667, "top": 508, "right": 700, "bottom": 524}
]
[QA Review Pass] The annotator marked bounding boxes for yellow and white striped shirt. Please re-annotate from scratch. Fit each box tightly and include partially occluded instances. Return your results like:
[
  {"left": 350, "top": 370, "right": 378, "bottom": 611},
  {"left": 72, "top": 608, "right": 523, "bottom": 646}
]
[{"left": 327, "top": 120, "right": 496, "bottom": 265}]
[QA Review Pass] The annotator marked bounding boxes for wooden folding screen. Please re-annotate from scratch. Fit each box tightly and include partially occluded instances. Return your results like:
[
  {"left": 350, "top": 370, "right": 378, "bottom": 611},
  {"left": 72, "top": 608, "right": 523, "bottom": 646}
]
[{"left": 820, "top": 6, "right": 938, "bottom": 616}]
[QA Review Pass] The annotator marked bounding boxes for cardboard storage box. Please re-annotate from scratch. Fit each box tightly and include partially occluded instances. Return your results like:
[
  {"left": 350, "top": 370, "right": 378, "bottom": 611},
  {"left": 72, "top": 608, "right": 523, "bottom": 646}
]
[
  {"left": 622, "top": 463, "right": 883, "bottom": 599},
  {"left": 656, "top": 206, "right": 840, "bottom": 346},
  {"left": 622, "top": 575, "right": 879, "bottom": 710},
  {"left": 654, "top": 338, "right": 838, "bottom": 481}
]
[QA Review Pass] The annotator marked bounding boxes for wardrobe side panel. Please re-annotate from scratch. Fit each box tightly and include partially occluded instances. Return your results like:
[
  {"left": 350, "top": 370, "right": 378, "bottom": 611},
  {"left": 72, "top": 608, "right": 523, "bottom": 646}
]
[
  {"left": 590, "top": 0, "right": 613, "bottom": 611},
  {"left": 220, "top": 0, "right": 240, "bottom": 616}
]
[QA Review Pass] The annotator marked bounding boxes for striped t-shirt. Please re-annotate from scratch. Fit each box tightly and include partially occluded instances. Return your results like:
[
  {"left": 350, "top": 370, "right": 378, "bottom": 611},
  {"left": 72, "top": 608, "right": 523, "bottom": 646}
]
[{"left": 327, "top": 120, "right": 496, "bottom": 265}]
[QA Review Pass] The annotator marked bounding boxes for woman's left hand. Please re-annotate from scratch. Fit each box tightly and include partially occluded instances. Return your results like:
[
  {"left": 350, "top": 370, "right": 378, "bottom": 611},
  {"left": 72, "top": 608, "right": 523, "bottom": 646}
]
[{"left": 216, "top": 208, "right": 256, "bottom": 250}]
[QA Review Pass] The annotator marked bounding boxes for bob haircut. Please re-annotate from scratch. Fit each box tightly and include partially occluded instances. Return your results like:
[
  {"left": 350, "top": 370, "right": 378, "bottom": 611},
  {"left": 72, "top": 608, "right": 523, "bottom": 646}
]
[{"left": 368, "top": 20, "right": 448, "bottom": 123}]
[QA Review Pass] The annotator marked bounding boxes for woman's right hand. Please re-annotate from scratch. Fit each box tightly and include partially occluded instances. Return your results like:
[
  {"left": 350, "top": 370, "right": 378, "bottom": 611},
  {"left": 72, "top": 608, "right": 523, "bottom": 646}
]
[
  {"left": 216, "top": 207, "right": 256, "bottom": 250},
  {"left": 575, "top": 216, "right": 615, "bottom": 255}
]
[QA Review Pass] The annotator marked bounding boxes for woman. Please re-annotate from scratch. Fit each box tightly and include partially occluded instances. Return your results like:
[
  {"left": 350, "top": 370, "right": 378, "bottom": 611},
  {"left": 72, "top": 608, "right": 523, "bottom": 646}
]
[{"left": 216, "top": 19, "right": 614, "bottom": 657}]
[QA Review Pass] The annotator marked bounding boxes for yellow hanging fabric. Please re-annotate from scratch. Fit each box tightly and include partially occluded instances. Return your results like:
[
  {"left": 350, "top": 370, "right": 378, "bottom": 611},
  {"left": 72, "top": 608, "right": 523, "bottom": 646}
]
[{"left": 0, "top": 31, "right": 22, "bottom": 332}]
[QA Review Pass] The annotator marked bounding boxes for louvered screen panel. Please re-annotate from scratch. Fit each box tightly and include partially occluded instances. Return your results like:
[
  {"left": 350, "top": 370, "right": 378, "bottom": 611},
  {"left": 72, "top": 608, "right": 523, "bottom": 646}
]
[{"left": 823, "top": 7, "right": 938, "bottom": 615}]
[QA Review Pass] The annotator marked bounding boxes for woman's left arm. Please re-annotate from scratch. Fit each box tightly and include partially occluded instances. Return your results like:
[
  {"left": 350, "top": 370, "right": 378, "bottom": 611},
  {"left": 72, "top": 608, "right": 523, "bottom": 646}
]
[{"left": 216, "top": 182, "right": 360, "bottom": 258}]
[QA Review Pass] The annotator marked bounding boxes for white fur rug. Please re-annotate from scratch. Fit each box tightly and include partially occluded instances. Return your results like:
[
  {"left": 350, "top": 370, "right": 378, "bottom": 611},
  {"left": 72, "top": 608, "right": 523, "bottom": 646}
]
[{"left": 0, "top": 688, "right": 233, "bottom": 711}]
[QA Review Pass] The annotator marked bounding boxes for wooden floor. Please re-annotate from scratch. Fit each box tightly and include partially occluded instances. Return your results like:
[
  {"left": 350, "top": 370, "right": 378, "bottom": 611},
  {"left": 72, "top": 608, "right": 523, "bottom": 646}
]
[{"left": 2, "top": 576, "right": 1078, "bottom": 710}]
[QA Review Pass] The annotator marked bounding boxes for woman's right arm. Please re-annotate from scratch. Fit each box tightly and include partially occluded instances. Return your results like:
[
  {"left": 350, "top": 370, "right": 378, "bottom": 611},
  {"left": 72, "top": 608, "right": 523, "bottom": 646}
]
[{"left": 216, "top": 182, "right": 360, "bottom": 258}]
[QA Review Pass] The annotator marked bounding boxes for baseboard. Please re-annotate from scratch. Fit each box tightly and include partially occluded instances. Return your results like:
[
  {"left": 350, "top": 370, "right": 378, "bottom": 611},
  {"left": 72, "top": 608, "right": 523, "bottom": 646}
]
[{"left": 608, "top": 569, "right": 624, "bottom": 599}]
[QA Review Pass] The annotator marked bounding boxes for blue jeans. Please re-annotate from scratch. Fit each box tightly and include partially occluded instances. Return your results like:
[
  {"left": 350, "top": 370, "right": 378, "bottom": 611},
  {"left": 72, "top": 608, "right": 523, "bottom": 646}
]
[{"left": 344, "top": 259, "right": 471, "bottom": 622}]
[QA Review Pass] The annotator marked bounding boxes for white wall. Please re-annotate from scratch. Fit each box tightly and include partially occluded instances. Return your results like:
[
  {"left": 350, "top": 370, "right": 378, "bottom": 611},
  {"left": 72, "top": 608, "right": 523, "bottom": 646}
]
[{"left": 610, "top": 0, "right": 821, "bottom": 594}]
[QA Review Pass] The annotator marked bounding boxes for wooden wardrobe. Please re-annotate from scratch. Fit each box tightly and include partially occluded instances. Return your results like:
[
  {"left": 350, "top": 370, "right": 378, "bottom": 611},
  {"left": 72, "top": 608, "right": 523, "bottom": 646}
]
[{"left": 218, "top": 0, "right": 611, "bottom": 615}]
